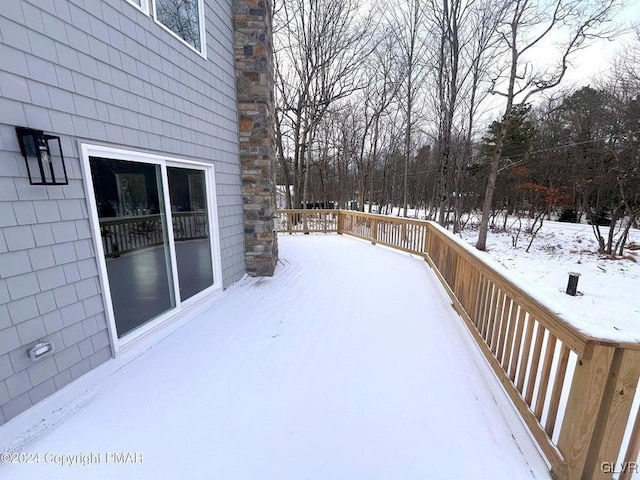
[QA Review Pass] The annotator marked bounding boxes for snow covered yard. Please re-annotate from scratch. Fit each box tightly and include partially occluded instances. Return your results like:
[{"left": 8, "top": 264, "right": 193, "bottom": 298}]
[
  {"left": 458, "top": 220, "right": 640, "bottom": 342},
  {"left": 0, "top": 235, "right": 549, "bottom": 480}
]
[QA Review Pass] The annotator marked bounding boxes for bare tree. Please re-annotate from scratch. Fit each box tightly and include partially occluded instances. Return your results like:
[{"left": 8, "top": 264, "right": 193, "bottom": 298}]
[
  {"left": 618, "top": 26, "right": 640, "bottom": 83},
  {"left": 428, "top": 0, "right": 469, "bottom": 225},
  {"left": 273, "top": 0, "right": 375, "bottom": 209},
  {"left": 426, "top": 0, "right": 506, "bottom": 227},
  {"left": 475, "top": 0, "right": 622, "bottom": 250},
  {"left": 452, "top": 0, "right": 506, "bottom": 232},
  {"left": 387, "top": 0, "right": 431, "bottom": 217},
  {"left": 352, "top": 33, "right": 402, "bottom": 211}
]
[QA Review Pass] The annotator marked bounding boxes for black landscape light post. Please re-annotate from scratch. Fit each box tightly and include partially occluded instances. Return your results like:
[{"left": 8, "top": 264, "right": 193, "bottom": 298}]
[{"left": 566, "top": 272, "right": 581, "bottom": 296}]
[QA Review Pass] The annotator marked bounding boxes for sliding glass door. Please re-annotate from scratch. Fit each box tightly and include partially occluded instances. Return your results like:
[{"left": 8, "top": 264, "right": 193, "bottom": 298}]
[
  {"left": 167, "top": 167, "right": 214, "bottom": 301},
  {"left": 87, "top": 154, "right": 218, "bottom": 339}
]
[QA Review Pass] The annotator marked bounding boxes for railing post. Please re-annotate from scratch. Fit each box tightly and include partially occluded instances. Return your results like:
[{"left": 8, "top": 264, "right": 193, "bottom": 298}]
[
  {"left": 557, "top": 345, "right": 616, "bottom": 480},
  {"left": 620, "top": 405, "right": 640, "bottom": 480},
  {"left": 423, "top": 224, "right": 430, "bottom": 256},
  {"left": 583, "top": 349, "right": 640, "bottom": 480},
  {"left": 371, "top": 219, "right": 378, "bottom": 245},
  {"left": 303, "top": 212, "right": 308, "bottom": 234},
  {"left": 337, "top": 210, "right": 343, "bottom": 234}
]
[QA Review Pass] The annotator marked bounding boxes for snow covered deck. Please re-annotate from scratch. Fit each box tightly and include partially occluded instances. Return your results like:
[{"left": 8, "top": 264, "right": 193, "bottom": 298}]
[{"left": 0, "top": 235, "right": 550, "bottom": 479}]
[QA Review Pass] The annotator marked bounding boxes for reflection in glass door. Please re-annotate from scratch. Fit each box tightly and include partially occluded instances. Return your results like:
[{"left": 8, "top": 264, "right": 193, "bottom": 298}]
[
  {"left": 90, "top": 157, "right": 176, "bottom": 337},
  {"left": 167, "top": 167, "right": 214, "bottom": 301}
]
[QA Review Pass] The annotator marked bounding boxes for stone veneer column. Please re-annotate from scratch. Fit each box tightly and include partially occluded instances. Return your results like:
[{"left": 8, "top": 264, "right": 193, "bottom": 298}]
[{"left": 233, "top": 0, "right": 279, "bottom": 276}]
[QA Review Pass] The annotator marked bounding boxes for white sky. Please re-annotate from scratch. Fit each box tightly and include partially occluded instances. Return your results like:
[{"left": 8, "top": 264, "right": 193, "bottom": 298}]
[
  {"left": 499, "top": 1, "right": 639, "bottom": 103},
  {"left": 409, "top": 1, "right": 640, "bottom": 138},
  {"left": 463, "top": 0, "right": 640, "bottom": 129},
  {"left": 540, "top": 1, "right": 640, "bottom": 89}
]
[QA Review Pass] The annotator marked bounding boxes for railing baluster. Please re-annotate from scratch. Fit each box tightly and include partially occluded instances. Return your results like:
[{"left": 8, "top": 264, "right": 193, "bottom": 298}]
[
  {"left": 545, "top": 343, "right": 570, "bottom": 436},
  {"left": 488, "top": 289, "right": 504, "bottom": 350},
  {"left": 535, "top": 333, "right": 557, "bottom": 420},
  {"left": 502, "top": 300, "right": 518, "bottom": 371},
  {"left": 474, "top": 276, "right": 488, "bottom": 330},
  {"left": 508, "top": 307, "right": 527, "bottom": 381},
  {"left": 480, "top": 282, "right": 494, "bottom": 340},
  {"left": 497, "top": 297, "right": 514, "bottom": 365},
  {"left": 496, "top": 296, "right": 512, "bottom": 359},
  {"left": 525, "top": 323, "right": 547, "bottom": 407},
  {"left": 516, "top": 315, "right": 535, "bottom": 393}
]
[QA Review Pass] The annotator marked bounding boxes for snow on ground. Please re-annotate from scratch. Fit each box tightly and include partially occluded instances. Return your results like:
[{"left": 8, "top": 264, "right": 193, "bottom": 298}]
[
  {"left": 369, "top": 205, "right": 639, "bottom": 342},
  {"left": 457, "top": 219, "right": 640, "bottom": 343},
  {"left": 0, "top": 235, "right": 550, "bottom": 480}
]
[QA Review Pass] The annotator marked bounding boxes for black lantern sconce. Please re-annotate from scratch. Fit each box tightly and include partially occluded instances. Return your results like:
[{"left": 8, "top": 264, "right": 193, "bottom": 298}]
[{"left": 15, "top": 127, "right": 68, "bottom": 185}]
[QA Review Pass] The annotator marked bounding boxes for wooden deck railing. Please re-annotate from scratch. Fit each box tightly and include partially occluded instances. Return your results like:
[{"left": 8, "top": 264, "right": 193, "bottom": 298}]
[
  {"left": 276, "top": 209, "right": 640, "bottom": 480},
  {"left": 275, "top": 209, "right": 339, "bottom": 233},
  {"left": 100, "top": 212, "right": 208, "bottom": 257}
]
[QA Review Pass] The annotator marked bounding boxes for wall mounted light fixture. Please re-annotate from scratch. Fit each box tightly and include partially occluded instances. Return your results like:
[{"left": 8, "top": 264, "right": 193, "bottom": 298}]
[
  {"left": 15, "top": 127, "right": 68, "bottom": 185},
  {"left": 28, "top": 340, "right": 55, "bottom": 361}
]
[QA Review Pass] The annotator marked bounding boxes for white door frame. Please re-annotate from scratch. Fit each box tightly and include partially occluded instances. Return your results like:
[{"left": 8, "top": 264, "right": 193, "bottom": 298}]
[{"left": 80, "top": 143, "right": 224, "bottom": 355}]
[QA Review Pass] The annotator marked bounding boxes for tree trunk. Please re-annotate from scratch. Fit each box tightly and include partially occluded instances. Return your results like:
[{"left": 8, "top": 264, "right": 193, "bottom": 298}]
[{"left": 476, "top": 119, "right": 508, "bottom": 250}]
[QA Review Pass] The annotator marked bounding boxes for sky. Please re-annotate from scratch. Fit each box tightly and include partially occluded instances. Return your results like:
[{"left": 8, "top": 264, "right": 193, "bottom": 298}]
[
  {"left": 540, "top": 1, "right": 640, "bottom": 89},
  {"left": 467, "top": 0, "right": 640, "bottom": 126}
]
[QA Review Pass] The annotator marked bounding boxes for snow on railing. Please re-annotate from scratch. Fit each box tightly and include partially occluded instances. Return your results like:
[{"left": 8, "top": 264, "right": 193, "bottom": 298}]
[{"left": 276, "top": 209, "right": 640, "bottom": 480}]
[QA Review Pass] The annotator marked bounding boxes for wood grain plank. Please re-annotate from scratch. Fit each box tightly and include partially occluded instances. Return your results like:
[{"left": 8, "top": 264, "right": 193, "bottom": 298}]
[
  {"left": 535, "top": 334, "right": 558, "bottom": 420},
  {"left": 497, "top": 297, "right": 514, "bottom": 364},
  {"left": 517, "top": 316, "right": 536, "bottom": 393},
  {"left": 619, "top": 405, "right": 640, "bottom": 480},
  {"left": 545, "top": 344, "right": 571, "bottom": 437},
  {"left": 525, "top": 323, "right": 547, "bottom": 407},
  {"left": 502, "top": 302, "right": 519, "bottom": 372},
  {"left": 557, "top": 345, "right": 615, "bottom": 480},
  {"left": 584, "top": 349, "right": 640, "bottom": 480}
]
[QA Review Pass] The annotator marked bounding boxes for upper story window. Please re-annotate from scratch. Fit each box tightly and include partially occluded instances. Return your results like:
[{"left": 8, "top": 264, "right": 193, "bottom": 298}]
[
  {"left": 153, "top": 0, "right": 205, "bottom": 54},
  {"left": 125, "top": 0, "right": 149, "bottom": 13},
  {"left": 124, "top": 0, "right": 206, "bottom": 56}
]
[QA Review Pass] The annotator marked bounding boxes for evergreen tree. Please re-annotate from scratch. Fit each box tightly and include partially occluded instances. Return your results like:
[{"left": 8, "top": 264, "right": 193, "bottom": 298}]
[{"left": 481, "top": 104, "right": 535, "bottom": 166}]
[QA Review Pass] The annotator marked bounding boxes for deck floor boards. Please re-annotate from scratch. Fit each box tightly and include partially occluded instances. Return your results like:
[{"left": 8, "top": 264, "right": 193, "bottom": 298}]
[{"left": 0, "top": 235, "right": 551, "bottom": 480}]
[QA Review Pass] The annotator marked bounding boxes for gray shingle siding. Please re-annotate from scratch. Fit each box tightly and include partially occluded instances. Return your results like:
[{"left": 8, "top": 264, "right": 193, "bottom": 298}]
[{"left": 0, "top": 0, "right": 245, "bottom": 424}]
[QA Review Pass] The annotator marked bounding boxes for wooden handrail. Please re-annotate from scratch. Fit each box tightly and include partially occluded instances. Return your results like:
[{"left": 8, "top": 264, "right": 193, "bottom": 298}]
[{"left": 275, "top": 209, "right": 640, "bottom": 480}]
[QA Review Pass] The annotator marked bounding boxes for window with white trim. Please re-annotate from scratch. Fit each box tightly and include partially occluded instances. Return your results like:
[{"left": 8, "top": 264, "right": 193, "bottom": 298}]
[
  {"left": 125, "top": 0, "right": 150, "bottom": 14},
  {"left": 153, "top": 0, "right": 205, "bottom": 53}
]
